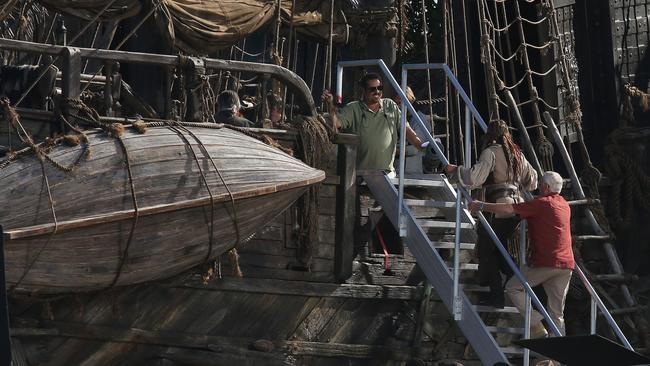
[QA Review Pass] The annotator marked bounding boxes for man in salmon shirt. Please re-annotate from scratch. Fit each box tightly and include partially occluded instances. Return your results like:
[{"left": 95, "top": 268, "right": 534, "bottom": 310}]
[{"left": 470, "top": 171, "right": 574, "bottom": 338}]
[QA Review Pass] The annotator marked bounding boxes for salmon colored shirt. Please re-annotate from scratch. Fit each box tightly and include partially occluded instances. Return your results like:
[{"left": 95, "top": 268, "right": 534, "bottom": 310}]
[{"left": 513, "top": 193, "right": 575, "bottom": 269}]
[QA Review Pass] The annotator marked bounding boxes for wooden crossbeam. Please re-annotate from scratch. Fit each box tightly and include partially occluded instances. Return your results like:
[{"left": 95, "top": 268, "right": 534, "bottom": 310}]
[
  {"left": 11, "top": 321, "right": 434, "bottom": 361},
  {"left": 166, "top": 276, "right": 424, "bottom": 300}
]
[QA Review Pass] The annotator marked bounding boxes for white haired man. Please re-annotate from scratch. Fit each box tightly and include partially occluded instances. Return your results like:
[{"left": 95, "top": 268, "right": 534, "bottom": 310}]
[{"left": 469, "top": 171, "right": 574, "bottom": 338}]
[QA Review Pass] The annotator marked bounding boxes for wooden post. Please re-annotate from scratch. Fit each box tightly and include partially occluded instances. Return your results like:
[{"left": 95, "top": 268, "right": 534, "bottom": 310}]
[
  {"left": 61, "top": 47, "right": 81, "bottom": 133},
  {"left": 0, "top": 226, "right": 11, "bottom": 366},
  {"left": 259, "top": 74, "right": 270, "bottom": 127},
  {"left": 184, "top": 57, "right": 206, "bottom": 122},
  {"left": 164, "top": 65, "right": 175, "bottom": 119},
  {"left": 62, "top": 47, "right": 81, "bottom": 101},
  {"left": 334, "top": 137, "right": 357, "bottom": 281},
  {"left": 104, "top": 61, "right": 114, "bottom": 117}
]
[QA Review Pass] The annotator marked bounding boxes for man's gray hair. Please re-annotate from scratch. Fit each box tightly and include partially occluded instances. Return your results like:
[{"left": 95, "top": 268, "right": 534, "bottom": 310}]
[{"left": 541, "top": 171, "right": 563, "bottom": 193}]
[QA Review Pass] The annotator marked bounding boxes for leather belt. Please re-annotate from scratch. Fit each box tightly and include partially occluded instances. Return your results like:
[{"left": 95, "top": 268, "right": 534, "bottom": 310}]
[{"left": 484, "top": 183, "right": 519, "bottom": 202}]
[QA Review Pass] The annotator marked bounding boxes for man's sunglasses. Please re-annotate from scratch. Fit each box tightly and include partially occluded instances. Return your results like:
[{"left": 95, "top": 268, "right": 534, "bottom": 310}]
[{"left": 366, "top": 86, "right": 383, "bottom": 92}]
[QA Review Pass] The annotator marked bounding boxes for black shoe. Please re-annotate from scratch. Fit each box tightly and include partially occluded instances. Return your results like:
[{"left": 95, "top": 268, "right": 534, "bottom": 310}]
[{"left": 477, "top": 293, "right": 505, "bottom": 309}]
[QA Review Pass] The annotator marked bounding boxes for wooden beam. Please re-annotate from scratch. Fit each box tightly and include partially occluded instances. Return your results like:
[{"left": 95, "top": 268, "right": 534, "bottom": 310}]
[
  {"left": 4, "top": 176, "right": 323, "bottom": 241},
  {"left": 11, "top": 321, "right": 433, "bottom": 361},
  {"left": 334, "top": 142, "right": 357, "bottom": 281},
  {"left": 157, "top": 348, "right": 290, "bottom": 366},
  {"left": 61, "top": 47, "right": 81, "bottom": 108},
  {"left": 166, "top": 276, "right": 423, "bottom": 300},
  {"left": 0, "top": 226, "right": 11, "bottom": 366}
]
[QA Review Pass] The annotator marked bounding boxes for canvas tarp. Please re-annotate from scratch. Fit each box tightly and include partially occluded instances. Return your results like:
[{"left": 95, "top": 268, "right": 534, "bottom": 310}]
[
  {"left": 157, "top": 0, "right": 348, "bottom": 55},
  {"left": 0, "top": 0, "right": 348, "bottom": 54}
]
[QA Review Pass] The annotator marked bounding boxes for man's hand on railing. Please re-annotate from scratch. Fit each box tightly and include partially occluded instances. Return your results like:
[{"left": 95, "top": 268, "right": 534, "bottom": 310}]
[
  {"left": 321, "top": 89, "right": 334, "bottom": 109},
  {"left": 444, "top": 163, "right": 457, "bottom": 174},
  {"left": 468, "top": 200, "right": 484, "bottom": 213}
]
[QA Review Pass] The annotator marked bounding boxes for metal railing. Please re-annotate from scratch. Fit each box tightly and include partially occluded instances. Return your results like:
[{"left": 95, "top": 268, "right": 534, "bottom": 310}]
[
  {"left": 335, "top": 59, "right": 560, "bottom": 335},
  {"left": 544, "top": 112, "right": 634, "bottom": 350},
  {"left": 335, "top": 59, "right": 633, "bottom": 358}
]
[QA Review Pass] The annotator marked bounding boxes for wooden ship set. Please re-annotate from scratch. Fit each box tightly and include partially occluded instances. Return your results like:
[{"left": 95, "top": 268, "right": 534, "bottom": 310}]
[{"left": 0, "top": 0, "right": 649, "bottom": 365}]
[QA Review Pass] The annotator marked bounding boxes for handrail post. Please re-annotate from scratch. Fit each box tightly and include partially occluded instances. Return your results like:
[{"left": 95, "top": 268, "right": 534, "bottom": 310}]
[
  {"left": 544, "top": 111, "right": 634, "bottom": 349},
  {"left": 575, "top": 265, "right": 633, "bottom": 349},
  {"left": 452, "top": 106, "right": 472, "bottom": 320},
  {"left": 520, "top": 220, "right": 530, "bottom": 366},
  {"left": 476, "top": 211, "right": 563, "bottom": 337},
  {"left": 335, "top": 65, "right": 344, "bottom": 104},
  {"left": 397, "top": 69, "right": 408, "bottom": 237},
  {"left": 590, "top": 297, "right": 597, "bottom": 334}
]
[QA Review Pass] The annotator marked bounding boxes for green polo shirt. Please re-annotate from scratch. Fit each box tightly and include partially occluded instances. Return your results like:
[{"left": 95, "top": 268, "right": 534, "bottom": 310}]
[{"left": 338, "top": 98, "right": 402, "bottom": 171}]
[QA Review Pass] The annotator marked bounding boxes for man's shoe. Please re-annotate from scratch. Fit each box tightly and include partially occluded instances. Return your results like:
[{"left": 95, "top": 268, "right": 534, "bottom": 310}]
[
  {"left": 530, "top": 322, "right": 549, "bottom": 338},
  {"left": 477, "top": 293, "right": 505, "bottom": 309}
]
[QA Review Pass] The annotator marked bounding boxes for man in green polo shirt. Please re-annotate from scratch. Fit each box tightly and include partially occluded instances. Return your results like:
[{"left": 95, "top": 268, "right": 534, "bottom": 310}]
[{"left": 322, "top": 73, "right": 428, "bottom": 172}]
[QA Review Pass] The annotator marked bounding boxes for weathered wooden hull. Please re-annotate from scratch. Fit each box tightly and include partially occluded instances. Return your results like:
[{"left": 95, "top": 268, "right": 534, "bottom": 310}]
[{"left": 0, "top": 125, "right": 325, "bottom": 293}]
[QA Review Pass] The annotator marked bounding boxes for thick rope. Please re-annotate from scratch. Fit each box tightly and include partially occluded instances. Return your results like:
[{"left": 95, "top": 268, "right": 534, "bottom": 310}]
[
  {"left": 107, "top": 135, "right": 139, "bottom": 288},
  {"left": 164, "top": 122, "right": 218, "bottom": 264},
  {"left": 9, "top": 161, "right": 57, "bottom": 293},
  {"left": 173, "top": 123, "right": 242, "bottom": 263}
]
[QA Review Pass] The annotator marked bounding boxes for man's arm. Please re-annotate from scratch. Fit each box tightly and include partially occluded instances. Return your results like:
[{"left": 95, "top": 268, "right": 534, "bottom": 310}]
[
  {"left": 321, "top": 90, "right": 342, "bottom": 130},
  {"left": 406, "top": 125, "right": 426, "bottom": 149},
  {"left": 468, "top": 200, "right": 515, "bottom": 215}
]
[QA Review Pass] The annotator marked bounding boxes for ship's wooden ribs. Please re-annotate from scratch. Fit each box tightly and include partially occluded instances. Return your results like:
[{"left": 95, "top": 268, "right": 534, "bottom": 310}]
[
  {"left": 0, "top": 39, "right": 317, "bottom": 117},
  {"left": 167, "top": 276, "right": 423, "bottom": 300},
  {"left": 11, "top": 321, "right": 434, "bottom": 361}
]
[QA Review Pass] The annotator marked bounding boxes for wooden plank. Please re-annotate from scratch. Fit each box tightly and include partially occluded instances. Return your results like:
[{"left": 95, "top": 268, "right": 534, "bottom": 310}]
[
  {"left": 322, "top": 175, "right": 340, "bottom": 185},
  {"left": 334, "top": 142, "right": 356, "bottom": 282},
  {"left": 317, "top": 197, "right": 337, "bottom": 216},
  {"left": 314, "top": 242, "right": 335, "bottom": 258},
  {"left": 220, "top": 267, "right": 336, "bottom": 283},
  {"left": 318, "top": 215, "right": 336, "bottom": 231},
  {"left": 168, "top": 276, "right": 423, "bottom": 300},
  {"left": 291, "top": 297, "right": 348, "bottom": 342},
  {"left": 239, "top": 239, "right": 291, "bottom": 256},
  {"left": 159, "top": 348, "right": 290, "bottom": 366},
  {"left": 4, "top": 177, "right": 321, "bottom": 241},
  {"left": 317, "top": 229, "right": 336, "bottom": 246},
  {"left": 13, "top": 321, "right": 432, "bottom": 361},
  {"left": 0, "top": 226, "right": 9, "bottom": 366}
]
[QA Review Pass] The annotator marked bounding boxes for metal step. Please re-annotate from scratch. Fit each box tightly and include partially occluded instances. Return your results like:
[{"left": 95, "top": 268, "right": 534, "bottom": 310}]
[
  {"left": 473, "top": 305, "right": 520, "bottom": 314},
  {"left": 404, "top": 199, "right": 457, "bottom": 208},
  {"left": 363, "top": 173, "right": 509, "bottom": 364},
  {"left": 500, "top": 346, "right": 524, "bottom": 355},
  {"left": 460, "top": 284, "right": 489, "bottom": 292},
  {"left": 417, "top": 220, "right": 473, "bottom": 229},
  {"left": 432, "top": 241, "right": 475, "bottom": 250},
  {"left": 485, "top": 326, "right": 525, "bottom": 335},
  {"left": 445, "top": 262, "right": 479, "bottom": 271},
  {"left": 389, "top": 177, "right": 445, "bottom": 187}
]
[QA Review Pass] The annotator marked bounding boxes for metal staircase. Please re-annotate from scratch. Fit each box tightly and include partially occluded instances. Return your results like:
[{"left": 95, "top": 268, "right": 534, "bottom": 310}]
[
  {"left": 366, "top": 171, "right": 519, "bottom": 364},
  {"left": 337, "top": 59, "right": 634, "bottom": 365}
]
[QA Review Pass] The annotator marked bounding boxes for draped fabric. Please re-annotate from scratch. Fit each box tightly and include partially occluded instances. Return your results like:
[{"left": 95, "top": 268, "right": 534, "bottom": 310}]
[
  {"left": 157, "top": 0, "right": 278, "bottom": 55},
  {"left": 157, "top": 0, "right": 348, "bottom": 55},
  {"left": 0, "top": 0, "right": 348, "bottom": 54}
]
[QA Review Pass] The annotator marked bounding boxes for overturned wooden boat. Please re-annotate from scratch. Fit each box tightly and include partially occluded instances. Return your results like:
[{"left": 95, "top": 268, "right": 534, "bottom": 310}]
[{"left": 0, "top": 123, "right": 324, "bottom": 293}]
